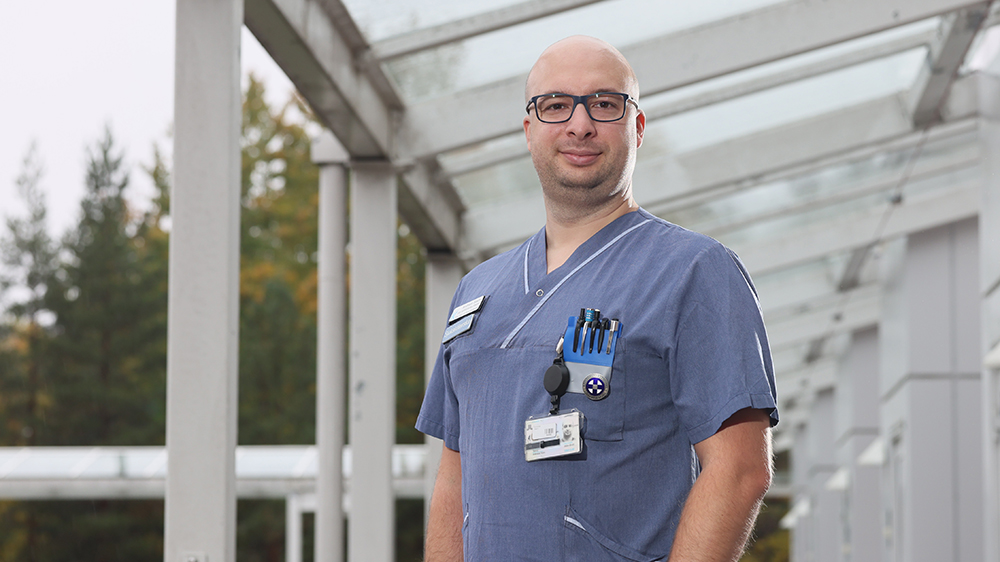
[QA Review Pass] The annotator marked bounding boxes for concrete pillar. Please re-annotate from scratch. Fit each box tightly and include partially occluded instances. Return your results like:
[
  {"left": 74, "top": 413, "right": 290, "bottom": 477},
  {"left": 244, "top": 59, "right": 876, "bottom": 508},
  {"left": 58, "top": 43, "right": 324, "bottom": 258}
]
[
  {"left": 787, "top": 388, "right": 839, "bottom": 562},
  {"left": 788, "top": 420, "right": 812, "bottom": 562},
  {"left": 985, "top": 344, "right": 1000, "bottom": 562},
  {"left": 164, "top": 1, "right": 242, "bottom": 561},
  {"left": 313, "top": 132, "right": 349, "bottom": 562},
  {"left": 807, "top": 389, "right": 840, "bottom": 562},
  {"left": 878, "top": 219, "right": 982, "bottom": 562},
  {"left": 348, "top": 161, "right": 397, "bottom": 562},
  {"left": 423, "top": 253, "right": 463, "bottom": 524},
  {"left": 286, "top": 495, "right": 304, "bottom": 562},
  {"left": 978, "top": 62, "right": 1000, "bottom": 561},
  {"left": 833, "top": 327, "right": 881, "bottom": 562}
]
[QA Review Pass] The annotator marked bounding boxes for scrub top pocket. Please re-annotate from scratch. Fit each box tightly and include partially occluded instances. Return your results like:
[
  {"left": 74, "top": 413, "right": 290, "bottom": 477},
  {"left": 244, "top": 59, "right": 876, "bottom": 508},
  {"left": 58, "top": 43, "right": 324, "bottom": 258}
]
[
  {"left": 559, "top": 341, "right": 626, "bottom": 441},
  {"left": 562, "top": 506, "right": 665, "bottom": 562}
]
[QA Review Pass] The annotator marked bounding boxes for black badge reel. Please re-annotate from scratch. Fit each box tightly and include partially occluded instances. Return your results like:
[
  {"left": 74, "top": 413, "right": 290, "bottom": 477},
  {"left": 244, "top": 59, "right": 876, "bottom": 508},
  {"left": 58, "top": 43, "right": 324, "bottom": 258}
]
[
  {"left": 563, "top": 308, "right": 621, "bottom": 401},
  {"left": 525, "top": 336, "right": 583, "bottom": 462}
]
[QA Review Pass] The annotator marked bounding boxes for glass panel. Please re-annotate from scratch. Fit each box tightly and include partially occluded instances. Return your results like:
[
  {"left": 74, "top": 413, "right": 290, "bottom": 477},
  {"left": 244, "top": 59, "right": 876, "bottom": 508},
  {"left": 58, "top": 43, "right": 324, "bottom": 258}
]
[
  {"left": 445, "top": 20, "right": 937, "bottom": 214},
  {"left": 677, "top": 129, "right": 980, "bottom": 255},
  {"left": 640, "top": 48, "right": 926, "bottom": 154},
  {"left": 452, "top": 156, "right": 538, "bottom": 207},
  {"left": 343, "top": 0, "right": 526, "bottom": 42},
  {"left": 383, "top": 0, "right": 785, "bottom": 101}
]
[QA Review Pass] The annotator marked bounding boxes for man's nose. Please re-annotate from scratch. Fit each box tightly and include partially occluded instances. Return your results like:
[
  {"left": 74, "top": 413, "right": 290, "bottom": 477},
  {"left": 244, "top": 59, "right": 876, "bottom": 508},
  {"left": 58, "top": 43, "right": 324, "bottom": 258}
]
[{"left": 565, "top": 102, "right": 596, "bottom": 137}]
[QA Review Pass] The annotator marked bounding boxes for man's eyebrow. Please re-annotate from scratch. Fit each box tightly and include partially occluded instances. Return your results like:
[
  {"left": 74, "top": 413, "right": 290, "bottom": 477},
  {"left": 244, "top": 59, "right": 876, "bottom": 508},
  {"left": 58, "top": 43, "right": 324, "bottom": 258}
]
[{"left": 534, "top": 89, "right": 626, "bottom": 96}]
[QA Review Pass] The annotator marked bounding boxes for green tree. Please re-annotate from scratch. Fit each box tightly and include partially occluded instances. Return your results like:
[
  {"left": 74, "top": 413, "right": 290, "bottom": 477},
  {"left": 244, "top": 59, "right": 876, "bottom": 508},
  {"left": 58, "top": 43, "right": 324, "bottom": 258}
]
[
  {"left": 42, "top": 128, "right": 166, "bottom": 446},
  {"left": 0, "top": 76, "right": 433, "bottom": 561},
  {"left": 0, "top": 131, "right": 168, "bottom": 561},
  {"left": 0, "top": 142, "right": 57, "bottom": 447},
  {"left": 0, "top": 143, "right": 58, "bottom": 561}
]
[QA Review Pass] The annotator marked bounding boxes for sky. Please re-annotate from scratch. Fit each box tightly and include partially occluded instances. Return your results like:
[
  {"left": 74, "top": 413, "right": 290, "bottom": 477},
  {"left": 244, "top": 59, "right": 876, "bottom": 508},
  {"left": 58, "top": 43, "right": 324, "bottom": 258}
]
[{"left": 0, "top": 1, "right": 296, "bottom": 239}]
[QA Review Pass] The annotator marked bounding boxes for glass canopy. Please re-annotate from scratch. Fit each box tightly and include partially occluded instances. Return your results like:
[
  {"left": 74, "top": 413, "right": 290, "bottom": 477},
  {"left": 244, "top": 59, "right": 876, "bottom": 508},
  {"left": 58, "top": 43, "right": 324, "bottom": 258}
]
[{"left": 240, "top": 0, "right": 1000, "bottom": 446}]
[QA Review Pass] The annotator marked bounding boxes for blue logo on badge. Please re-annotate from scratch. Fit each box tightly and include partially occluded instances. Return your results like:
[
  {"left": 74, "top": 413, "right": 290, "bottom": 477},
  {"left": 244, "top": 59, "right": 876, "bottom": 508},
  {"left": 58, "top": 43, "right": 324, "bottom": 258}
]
[{"left": 584, "top": 374, "right": 608, "bottom": 401}]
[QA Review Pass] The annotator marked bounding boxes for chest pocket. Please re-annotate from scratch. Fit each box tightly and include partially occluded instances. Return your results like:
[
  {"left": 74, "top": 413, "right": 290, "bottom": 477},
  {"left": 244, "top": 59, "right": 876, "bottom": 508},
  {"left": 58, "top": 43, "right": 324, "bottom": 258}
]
[{"left": 559, "top": 339, "right": 627, "bottom": 442}]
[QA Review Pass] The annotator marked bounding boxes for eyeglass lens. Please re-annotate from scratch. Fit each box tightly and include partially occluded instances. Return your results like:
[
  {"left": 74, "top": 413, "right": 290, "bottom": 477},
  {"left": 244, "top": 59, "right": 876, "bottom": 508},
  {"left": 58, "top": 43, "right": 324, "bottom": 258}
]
[{"left": 535, "top": 94, "right": 627, "bottom": 123}]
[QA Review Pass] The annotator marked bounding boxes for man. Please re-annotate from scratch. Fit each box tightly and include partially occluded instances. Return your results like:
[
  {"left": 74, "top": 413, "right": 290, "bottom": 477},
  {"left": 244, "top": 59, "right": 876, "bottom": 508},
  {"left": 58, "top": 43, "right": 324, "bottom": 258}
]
[{"left": 417, "top": 36, "right": 778, "bottom": 561}]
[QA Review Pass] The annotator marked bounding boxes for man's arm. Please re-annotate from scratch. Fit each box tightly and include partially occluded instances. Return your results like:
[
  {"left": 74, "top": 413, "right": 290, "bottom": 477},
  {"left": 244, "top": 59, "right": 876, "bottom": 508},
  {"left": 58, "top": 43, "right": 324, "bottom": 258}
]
[
  {"left": 425, "top": 445, "right": 463, "bottom": 562},
  {"left": 669, "top": 407, "right": 773, "bottom": 562}
]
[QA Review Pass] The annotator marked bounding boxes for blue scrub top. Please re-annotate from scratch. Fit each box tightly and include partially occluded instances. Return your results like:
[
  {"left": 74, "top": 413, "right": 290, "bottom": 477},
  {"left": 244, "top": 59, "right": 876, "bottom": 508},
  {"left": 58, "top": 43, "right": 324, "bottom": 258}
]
[{"left": 417, "top": 208, "right": 778, "bottom": 561}]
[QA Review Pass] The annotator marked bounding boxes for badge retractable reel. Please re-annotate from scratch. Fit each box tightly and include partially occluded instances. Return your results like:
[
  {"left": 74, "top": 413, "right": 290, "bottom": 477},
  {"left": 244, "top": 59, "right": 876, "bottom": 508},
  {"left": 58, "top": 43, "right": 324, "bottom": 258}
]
[{"left": 524, "top": 337, "right": 583, "bottom": 461}]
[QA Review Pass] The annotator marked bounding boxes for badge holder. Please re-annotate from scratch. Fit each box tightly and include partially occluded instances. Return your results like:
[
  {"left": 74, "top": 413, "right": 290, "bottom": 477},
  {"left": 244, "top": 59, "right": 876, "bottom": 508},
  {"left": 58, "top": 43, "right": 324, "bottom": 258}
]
[{"left": 524, "top": 337, "right": 583, "bottom": 462}]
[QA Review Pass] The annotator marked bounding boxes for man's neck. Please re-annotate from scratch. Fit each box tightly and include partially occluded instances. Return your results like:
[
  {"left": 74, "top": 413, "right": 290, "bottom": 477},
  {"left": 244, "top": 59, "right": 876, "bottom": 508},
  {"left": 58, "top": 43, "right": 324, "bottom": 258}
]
[{"left": 544, "top": 197, "right": 637, "bottom": 273}]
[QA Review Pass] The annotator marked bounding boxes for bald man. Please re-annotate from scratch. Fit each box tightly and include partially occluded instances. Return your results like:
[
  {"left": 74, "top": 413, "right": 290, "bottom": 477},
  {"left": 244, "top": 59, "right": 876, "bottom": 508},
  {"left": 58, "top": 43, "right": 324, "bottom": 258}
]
[{"left": 417, "top": 36, "right": 778, "bottom": 561}]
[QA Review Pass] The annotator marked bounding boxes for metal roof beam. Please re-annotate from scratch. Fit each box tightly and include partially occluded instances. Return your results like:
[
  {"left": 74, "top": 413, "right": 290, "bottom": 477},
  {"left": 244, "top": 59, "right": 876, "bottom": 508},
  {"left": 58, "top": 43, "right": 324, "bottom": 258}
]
[
  {"left": 398, "top": 161, "right": 464, "bottom": 252},
  {"left": 398, "top": 0, "right": 984, "bottom": 159},
  {"left": 247, "top": 1, "right": 464, "bottom": 252},
  {"left": 700, "top": 141, "right": 981, "bottom": 237},
  {"left": 245, "top": 0, "right": 397, "bottom": 157},
  {"left": 460, "top": 72, "right": 985, "bottom": 257},
  {"left": 907, "top": 3, "right": 991, "bottom": 126},
  {"left": 369, "top": 0, "right": 607, "bottom": 61},
  {"left": 732, "top": 179, "right": 981, "bottom": 275},
  {"left": 437, "top": 23, "right": 939, "bottom": 176},
  {"left": 462, "top": 94, "right": 916, "bottom": 256}
]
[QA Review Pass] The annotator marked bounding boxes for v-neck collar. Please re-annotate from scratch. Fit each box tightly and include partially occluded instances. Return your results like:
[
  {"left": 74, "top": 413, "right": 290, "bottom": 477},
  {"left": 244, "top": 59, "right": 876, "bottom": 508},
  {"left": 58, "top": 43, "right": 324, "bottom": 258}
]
[
  {"left": 524, "top": 209, "right": 651, "bottom": 294},
  {"left": 503, "top": 209, "right": 653, "bottom": 348}
]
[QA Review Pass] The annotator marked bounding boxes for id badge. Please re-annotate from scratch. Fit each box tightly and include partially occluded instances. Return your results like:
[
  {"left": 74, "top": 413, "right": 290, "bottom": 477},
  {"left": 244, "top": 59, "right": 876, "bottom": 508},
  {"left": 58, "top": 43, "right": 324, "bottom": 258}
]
[{"left": 524, "top": 410, "right": 582, "bottom": 462}]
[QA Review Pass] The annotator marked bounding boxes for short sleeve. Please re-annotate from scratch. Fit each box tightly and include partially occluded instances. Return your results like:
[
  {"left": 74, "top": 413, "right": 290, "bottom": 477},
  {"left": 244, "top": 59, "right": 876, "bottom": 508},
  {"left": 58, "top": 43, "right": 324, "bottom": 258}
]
[
  {"left": 668, "top": 243, "right": 778, "bottom": 445},
  {"left": 416, "top": 322, "right": 462, "bottom": 452}
]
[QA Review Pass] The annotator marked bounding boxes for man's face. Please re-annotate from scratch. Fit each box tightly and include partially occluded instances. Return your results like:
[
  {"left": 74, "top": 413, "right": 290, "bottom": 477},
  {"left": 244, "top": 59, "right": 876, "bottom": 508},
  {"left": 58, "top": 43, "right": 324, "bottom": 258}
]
[{"left": 523, "top": 42, "right": 645, "bottom": 211}]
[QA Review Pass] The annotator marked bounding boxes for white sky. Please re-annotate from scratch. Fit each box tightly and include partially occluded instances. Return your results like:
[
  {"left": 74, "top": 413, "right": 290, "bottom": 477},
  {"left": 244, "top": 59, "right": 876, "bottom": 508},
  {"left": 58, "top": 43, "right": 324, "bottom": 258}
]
[{"left": 0, "top": 1, "right": 296, "bottom": 239}]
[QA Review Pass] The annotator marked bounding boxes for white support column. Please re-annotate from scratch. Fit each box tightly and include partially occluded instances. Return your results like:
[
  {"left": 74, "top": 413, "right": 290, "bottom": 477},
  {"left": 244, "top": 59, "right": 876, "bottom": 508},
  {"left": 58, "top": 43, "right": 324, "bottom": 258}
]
[
  {"left": 422, "top": 253, "right": 463, "bottom": 524},
  {"left": 978, "top": 62, "right": 1000, "bottom": 562},
  {"left": 348, "top": 161, "right": 397, "bottom": 562},
  {"left": 313, "top": 132, "right": 349, "bottom": 562},
  {"left": 805, "top": 389, "right": 840, "bottom": 562},
  {"left": 286, "top": 495, "right": 304, "bottom": 562},
  {"left": 164, "top": 1, "right": 242, "bottom": 562},
  {"left": 878, "top": 219, "right": 982, "bottom": 562},
  {"left": 788, "top": 420, "right": 812, "bottom": 562},
  {"left": 833, "top": 327, "right": 881, "bottom": 562}
]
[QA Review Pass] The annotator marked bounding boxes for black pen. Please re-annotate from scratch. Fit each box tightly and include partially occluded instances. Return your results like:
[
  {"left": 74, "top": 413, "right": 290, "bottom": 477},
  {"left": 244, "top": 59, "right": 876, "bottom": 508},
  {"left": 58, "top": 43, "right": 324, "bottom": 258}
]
[{"left": 573, "top": 308, "right": 584, "bottom": 352}]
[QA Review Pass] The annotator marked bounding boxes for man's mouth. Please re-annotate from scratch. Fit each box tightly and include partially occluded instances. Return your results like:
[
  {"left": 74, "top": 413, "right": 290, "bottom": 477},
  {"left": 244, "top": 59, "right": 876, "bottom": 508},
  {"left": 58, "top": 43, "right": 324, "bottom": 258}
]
[{"left": 560, "top": 150, "right": 601, "bottom": 166}]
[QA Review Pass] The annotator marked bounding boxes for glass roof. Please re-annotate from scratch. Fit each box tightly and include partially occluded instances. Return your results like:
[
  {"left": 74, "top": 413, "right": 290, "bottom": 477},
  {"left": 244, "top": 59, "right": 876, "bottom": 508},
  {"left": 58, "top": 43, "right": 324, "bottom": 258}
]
[
  {"left": 643, "top": 48, "right": 926, "bottom": 154},
  {"left": 376, "top": 0, "right": 786, "bottom": 102},
  {"left": 439, "top": 18, "right": 943, "bottom": 212},
  {"left": 702, "top": 130, "right": 981, "bottom": 252},
  {"left": 237, "top": 0, "right": 1000, "bottom": 445}
]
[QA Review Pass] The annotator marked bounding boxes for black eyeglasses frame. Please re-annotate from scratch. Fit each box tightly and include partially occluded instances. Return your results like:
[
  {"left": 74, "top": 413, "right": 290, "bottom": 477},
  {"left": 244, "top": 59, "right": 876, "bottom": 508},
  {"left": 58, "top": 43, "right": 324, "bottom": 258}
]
[{"left": 525, "top": 92, "right": 639, "bottom": 124}]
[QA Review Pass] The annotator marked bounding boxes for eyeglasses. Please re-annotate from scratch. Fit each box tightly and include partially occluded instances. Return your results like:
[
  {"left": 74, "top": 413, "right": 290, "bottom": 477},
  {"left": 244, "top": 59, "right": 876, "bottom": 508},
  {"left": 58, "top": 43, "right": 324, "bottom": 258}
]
[{"left": 526, "top": 92, "right": 638, "bottom": 124}]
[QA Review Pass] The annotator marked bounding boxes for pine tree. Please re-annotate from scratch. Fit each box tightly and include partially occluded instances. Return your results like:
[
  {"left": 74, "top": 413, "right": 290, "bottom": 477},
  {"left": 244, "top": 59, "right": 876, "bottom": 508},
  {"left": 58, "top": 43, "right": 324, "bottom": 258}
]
[
  {"left": 18, "top": 129, "right": 166, "bottom": 561},
  {"left": 42, "top": 128, "right": 165, "bottom": 446},
  {"left": 0, "top": 143, "right": 59, "bottom": 561},
  {"left": 0, "top": 142, "right": 57, "bottom": 447}
]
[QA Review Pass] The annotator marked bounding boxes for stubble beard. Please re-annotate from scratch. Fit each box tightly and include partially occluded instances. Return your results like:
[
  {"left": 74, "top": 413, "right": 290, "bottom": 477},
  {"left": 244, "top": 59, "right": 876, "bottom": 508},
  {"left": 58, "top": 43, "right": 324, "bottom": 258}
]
[{"left": 533, "top": 151, "right": 634, "bottom": 222}]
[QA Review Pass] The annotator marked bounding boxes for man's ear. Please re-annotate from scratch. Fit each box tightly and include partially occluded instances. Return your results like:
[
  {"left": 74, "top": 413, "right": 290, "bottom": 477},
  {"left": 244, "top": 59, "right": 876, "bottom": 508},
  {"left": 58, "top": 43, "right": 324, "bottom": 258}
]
[
  {"left": 523, "top": 115, "right": 532, "bottom": 151},
  {"left": 635, "top": 109, "right": 646, "bottom": 148}
]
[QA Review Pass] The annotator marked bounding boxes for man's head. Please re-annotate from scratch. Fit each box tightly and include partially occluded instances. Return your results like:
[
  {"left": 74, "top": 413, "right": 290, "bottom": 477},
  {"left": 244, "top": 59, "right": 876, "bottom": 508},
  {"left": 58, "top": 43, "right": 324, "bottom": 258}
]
[{"left": 523, "top": 36, "right": 644, "bottom": 218}]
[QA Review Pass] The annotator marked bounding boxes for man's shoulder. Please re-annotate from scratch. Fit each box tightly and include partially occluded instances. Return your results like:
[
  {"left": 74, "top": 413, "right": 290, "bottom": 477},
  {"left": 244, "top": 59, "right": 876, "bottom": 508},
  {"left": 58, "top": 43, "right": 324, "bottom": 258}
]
[
  {"left": 634, "top": 209, "right": 734, "bottom": 263},
  {"left": 464, "top": 240, "right": 528, "bottom": 279}
]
